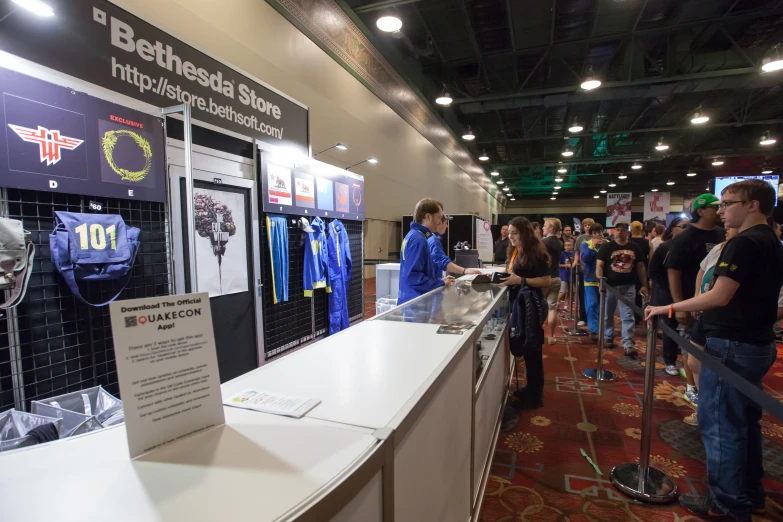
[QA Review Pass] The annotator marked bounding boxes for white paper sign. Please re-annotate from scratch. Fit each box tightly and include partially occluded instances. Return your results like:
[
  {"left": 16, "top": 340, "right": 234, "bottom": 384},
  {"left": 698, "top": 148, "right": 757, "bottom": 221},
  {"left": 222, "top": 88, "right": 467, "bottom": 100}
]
[
  {"left": 194, "top": 187, "right": 249, "bottom": 298},
  {"left": 606, "top": 192, "right": 632, "bottom": 227},
  {"left": 475, "top": 217, "right": 493, "bottom": 262},
  {"left": 644, "top": 192, "right": 670, "bottom": 222},
  {"left": 110, "top": 293, "right": 225, "bottom": 458},
  {"left": 225, "top": 389, "right": 321, "bottom": 419}
]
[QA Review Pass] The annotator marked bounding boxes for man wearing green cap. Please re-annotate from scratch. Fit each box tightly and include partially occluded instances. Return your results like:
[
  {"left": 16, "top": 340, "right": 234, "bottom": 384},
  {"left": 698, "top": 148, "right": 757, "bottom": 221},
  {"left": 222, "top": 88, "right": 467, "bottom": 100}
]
[{"left": 665, "top": 193, "right": 725, "bottom": 406}]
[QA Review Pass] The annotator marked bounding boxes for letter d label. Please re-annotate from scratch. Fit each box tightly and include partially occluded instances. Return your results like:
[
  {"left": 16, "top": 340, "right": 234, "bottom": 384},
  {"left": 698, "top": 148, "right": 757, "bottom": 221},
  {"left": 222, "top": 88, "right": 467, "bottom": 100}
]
[{"left": 49, "top": 180, "right": 58, "bottom": 189}]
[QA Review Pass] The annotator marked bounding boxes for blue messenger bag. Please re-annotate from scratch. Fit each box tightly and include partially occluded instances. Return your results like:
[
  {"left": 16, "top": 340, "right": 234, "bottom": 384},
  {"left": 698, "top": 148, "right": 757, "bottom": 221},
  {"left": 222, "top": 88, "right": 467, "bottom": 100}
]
[{"left": 50, "top": 212, "right": 141, "bottom": 307}]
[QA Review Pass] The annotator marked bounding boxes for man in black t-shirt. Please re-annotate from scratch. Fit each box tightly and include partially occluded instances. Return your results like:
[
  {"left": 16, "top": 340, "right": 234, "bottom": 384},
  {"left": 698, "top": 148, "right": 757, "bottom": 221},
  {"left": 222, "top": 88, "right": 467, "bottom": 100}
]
[
  {"left": 542, "top": 218, "right": 564, "bottom": 344},
  {"left": 493, "top": 225, "right": 509, "bottom": 264},
  {"left": 596, "top": 222, "right": 648, "bottom": 355},
  {"left": 646, "top": 180, "right": 783, "bottom": 520}
]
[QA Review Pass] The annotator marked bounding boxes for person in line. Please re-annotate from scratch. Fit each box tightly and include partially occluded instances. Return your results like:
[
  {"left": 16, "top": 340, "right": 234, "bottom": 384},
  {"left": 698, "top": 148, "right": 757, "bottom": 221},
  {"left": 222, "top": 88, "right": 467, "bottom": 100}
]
[
  {"left": 666, "top": 194, "right": 725, "bottom": 406},
  {"left": 531, "top": 221, "right": 542, "bottom": 239},
  {"left": 580, "top": 223, "right": 605, "bottom": 341},
  {"left": 428, "top": 215, "right": 482, "bottom": 277},
  {"left": 648, "top": 216, "right": 690, "bottom": 376},
  {"left": 646, "top": 180, "right": 783, "bottom": 520},
  {"left": 596, "top": 222, "right": 649, "bottom": 356},
  {"left": 630, "top": 220, "right": 651, "bottom": 324},
  {"left": 493, "top": 224, "right": 510, "bottom": 264},
  {"left": 562, "top": 225, "right": 574, "bottom": 245},
  {"left": 573, "top": 218, "right": 595, "bottom": 327},
  {"left": 557, "top": 239, "right": 575, "bottom": 308},
  {"left": 542, "top": 218, "right": 564, "bottom": 344},
  {"left": 498, "top": 217, "right": 551, "bottom": 410},
  {"left": 650, "top": 224, "right": 666, "bottom": 254},
  {"left": 398, "top": 199, "right": 455, "bottom": 305}
]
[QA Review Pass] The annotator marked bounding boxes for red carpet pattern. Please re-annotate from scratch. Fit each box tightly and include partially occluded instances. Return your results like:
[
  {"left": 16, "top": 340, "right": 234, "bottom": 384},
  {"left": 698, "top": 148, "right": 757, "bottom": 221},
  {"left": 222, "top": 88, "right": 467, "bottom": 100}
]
[{"left": 481, "top": 313, "right": 783, "bottom": 521}]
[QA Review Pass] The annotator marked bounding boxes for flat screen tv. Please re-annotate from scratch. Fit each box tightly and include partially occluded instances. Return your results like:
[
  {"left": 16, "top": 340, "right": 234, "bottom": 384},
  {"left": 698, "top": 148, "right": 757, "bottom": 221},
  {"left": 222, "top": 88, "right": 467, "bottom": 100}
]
[{"left": 714, "top": 175, "right": 779, "bottom": 206}]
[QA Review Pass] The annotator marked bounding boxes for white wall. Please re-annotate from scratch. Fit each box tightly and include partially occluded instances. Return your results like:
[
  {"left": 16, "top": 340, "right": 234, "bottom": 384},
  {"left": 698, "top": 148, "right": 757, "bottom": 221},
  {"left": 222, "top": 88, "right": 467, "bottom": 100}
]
[{"left": 113, "top": 0, "right": 502, "bottom": 222}]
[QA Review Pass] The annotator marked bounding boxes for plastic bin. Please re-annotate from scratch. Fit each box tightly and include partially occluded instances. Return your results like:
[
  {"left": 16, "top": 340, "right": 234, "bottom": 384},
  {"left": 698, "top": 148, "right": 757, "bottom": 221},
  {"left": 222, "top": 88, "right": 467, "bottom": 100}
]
[
  {"left": 0, "top": 410, "right": 62, "bottom": 452},
  {"left": 376, "top": 296, "right": 398, "bottom": 315},
  {"left": 35, "top": 386, "right": 124, "bottom": 428}
]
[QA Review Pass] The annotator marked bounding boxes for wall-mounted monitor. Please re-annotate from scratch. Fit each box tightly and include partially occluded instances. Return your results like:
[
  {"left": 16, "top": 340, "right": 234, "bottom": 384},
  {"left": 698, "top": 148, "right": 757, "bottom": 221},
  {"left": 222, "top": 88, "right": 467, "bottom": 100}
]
[{"left": 714, "top": 175, "right": 779, "bottom": 206}]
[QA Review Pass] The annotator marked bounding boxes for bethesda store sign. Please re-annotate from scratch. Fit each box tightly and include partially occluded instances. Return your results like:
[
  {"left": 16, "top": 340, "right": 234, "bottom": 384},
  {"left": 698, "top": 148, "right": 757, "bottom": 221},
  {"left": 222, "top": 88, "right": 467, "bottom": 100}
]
[{"left": 0, "top": 0, "right": 309, "bottom": 155}]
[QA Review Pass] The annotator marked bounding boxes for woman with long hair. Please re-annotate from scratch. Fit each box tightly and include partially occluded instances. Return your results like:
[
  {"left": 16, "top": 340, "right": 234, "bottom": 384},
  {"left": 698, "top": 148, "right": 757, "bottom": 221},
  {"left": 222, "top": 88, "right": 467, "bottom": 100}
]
[{"left": 498, "top": 217, "right": 551, "bottom": 410}]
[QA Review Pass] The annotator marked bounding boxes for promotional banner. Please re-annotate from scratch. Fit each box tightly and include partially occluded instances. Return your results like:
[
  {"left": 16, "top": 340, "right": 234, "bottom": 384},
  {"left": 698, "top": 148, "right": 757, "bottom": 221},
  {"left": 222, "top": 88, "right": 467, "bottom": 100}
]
[
  {"left": 683, "top": 195, "right": 696, "bottom": 216},
  {"left": 261, "top": 157, "right": 365, "bottom": 221},
  {"left": 0, "top": 0, "right": 309, "bottom": 155},
  {"left": 193, "top": 188, "right": 249, "bottom": 298},
  {"left": 0, "top": 67, "right": 166, "bottom": 202},
  {"left": 643, "top": 192, "right": 670, "bottom": 222},
  {"left": 475, "top": 217, "right": 493, "bottom": 262},
  {"left": 606, "top": 192, "right": 632, "bottom": 227}
]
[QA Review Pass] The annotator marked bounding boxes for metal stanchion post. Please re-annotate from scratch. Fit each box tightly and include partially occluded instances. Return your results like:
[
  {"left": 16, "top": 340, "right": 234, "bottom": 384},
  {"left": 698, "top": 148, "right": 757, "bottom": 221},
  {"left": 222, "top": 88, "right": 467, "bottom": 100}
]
[
  {"left": 583, "top": 279, "right": 615, "bottom": 382},
  {"left": 611, "top": 316, "right": 677, "bottom": 503},
  {"left": 564, "top": 263, "right": 587, "bottom": 336}
]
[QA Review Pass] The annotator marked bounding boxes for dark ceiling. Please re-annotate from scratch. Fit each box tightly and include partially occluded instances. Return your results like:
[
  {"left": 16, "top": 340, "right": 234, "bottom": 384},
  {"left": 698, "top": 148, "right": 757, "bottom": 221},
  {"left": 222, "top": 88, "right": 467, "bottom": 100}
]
[{"left": 341, "top": 0, "right": 783, "bottom": 200}]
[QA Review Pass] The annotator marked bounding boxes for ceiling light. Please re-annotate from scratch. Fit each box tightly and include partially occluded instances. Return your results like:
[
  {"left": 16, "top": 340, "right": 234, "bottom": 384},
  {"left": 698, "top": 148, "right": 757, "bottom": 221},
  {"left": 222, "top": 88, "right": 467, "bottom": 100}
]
[
  {"left": 496, "top": 180, "right": 504, "bottom": 184},
  {"left": 462, "top": 126, "right": 475, "bottom": 141},
  {"left": 490, "top": 171, "right": 499, "bottom": 177},
  {"left": 568, "top": 123, "right": 583, "bottom": 133},
  {"left": 631, "top": 163, "right": 642, "bottom": 170},
  {"left": 608, "top": 183, "right": 617, "bottom": 187},
  {"left": 761, "top": 44, "right": 783, "bottom": 72},
  {"left": 655, "top": 138, "right": 669, "bottom": 151},
  {"left": 550, "top": 197, "right": 557, "bottom": 200},
  {"left": 376, "top": 16, "right": 402, "bottom": 32},
  {"left": 600, "top": 189, "right": 607, "bottom": 194},
  {"left": 618, "top": 174, "right": 627, "bottom": 180},
  {"left": 552, "top": 192, "right": 559, "bottom": 195},
  {"left": 554, "top": 185, "right": 561, "bottom": 190},
  {"left": 593, "top": 195, "right": 600, "bottom": 199},
  {"left": 510, "top": 198, "right": 516, "bottom": 201},
  {"left": 687, "top": 171, "right": 697, "bottom": 177},
  {"left": 760, "top": 132, "right": 776, "bottom": 146},
  {"left": 367, "top": 157, "right": 378, "bottom": 164},
  {"left": 651, "top": 188, "right": 659, "bottom": 192},
  {"left": 502, "top": 187, "right": 509, "bottom": 191},
  {"left": 554, "top": 177, "right": 564, "bottom": 182},
  {"left": 435, "top": 92, "right": 453, "bottom": 106},
  {"left": 335, "top": 143, "right": 348, "bottom": 151},
  {"left": 562, "top": 149, "right": 574, "bottom": 157},
  {"left": 557, "top": 167, "right": 567, "bottom": 173},
  {"left": 691, "top": 112, "right": 709, "bottom": 124},
  {"left": 580, "top": 65, "right": 601, "bottom": 90},
  {"left": 762, "top": 168, "right": 773, "bottom": 174},
  {"left": 712, "top": 159, "right": 724, "bottom": 166},
  {"left": 478, "top": 150, "right": 489, "bottom": 161},
  {"left": 666, "top": 180, "right": 675, "bottom": 185},
  {"left": 11, "top": 0, "right": 53, "bottom": 16}
]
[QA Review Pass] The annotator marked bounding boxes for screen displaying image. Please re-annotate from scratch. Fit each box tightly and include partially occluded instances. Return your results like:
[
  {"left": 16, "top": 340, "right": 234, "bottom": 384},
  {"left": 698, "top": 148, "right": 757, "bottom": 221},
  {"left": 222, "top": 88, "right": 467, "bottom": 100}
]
[{"left": 714, "top": 175, "right": 779, "bottom": 206}]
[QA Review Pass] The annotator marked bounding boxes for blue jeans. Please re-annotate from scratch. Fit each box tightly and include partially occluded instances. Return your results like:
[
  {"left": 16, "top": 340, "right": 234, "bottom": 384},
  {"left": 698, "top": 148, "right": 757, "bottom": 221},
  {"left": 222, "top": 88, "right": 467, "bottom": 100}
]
[
  {"left": 698, "top": 338, "right": 777, "bottom": 516},
  {"left": 584, "top": 285, "right": 600, "bottom": 334},
  {"left": 603, "top": 284, "right": 636, "bottom": 348}
]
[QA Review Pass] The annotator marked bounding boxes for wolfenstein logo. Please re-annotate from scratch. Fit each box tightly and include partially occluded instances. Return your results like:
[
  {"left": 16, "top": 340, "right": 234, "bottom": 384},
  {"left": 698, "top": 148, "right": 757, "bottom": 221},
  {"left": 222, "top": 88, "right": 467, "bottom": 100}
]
[{"left": 8, "top": 124, "right": 84, "bottom": 166}]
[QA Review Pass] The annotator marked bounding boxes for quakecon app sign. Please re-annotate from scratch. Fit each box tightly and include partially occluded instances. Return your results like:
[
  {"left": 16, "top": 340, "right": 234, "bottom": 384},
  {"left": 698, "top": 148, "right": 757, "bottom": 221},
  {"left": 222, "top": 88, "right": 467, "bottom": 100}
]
[
  {"left": 0, "top": 67, "right": 166, "bottom": 202},
  {"left": 0, "top": 0, "right": 309, "bottom": 156}
]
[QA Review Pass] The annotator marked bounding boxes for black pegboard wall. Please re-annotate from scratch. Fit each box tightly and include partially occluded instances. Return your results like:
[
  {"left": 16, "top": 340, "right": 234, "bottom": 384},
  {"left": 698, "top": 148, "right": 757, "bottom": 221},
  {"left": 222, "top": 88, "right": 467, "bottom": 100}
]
[{"left": 0, "top": 188, "right": 172, "bottom": 413}]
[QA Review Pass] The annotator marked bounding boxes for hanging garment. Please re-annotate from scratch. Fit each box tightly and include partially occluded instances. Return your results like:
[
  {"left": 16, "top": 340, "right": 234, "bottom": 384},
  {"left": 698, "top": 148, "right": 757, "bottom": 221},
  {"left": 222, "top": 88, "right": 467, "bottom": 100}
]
[
  {"left": 304, "top": 216, "right": 330, "bottom": 297},
  {"left": 327, "top": 219, "right": 353, "bottom": 334},
  {"left": 265, "top": 214, "right": 289, "bottom": 304},
  {"left": 0, "top": 217, "right": 35, "bottom": 309}
]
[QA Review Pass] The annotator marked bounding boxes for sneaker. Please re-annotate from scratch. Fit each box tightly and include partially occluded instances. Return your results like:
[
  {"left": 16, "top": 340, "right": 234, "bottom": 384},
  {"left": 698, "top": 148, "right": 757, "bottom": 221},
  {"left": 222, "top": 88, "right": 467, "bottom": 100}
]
[
  {"left": 685, "top": 387, "right": 699, "bottom": 405},
  {"left": 590, "top": 333, "right": 599, "bottom": 342},
  {"left": 577, "top": 321, "right": 586, "bottom": 326},
  {"left": 624, "top": 346, "right": 638, "bottom": 357},
  {"left": 604, "top": 338, "right": 614, "bottom": 349},
  {"left": 679, "top": 494, "right": 751, "bottom": 521},
  {"left": 683, "top": 412, "right": 698, "bottom": 426},
  {"left": 665, "top": 365, "right": 679, "bottom": 376},
  {"left": 548, "top": 337, "right": 557, "bottom": 345}
]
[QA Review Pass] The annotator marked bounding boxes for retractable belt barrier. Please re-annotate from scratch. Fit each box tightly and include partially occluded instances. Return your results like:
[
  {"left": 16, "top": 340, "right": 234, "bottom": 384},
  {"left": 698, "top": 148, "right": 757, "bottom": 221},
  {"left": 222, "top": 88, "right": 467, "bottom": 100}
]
[{"left": 597, "top": 278, "right": 783, "bottom": 504}]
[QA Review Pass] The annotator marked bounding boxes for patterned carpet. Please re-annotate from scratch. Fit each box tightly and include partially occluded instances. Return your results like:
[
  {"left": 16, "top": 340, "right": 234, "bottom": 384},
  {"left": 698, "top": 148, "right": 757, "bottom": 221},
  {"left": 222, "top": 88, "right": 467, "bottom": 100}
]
[{"left": 480, "top": 312, "right": 783, "bottom": 522}]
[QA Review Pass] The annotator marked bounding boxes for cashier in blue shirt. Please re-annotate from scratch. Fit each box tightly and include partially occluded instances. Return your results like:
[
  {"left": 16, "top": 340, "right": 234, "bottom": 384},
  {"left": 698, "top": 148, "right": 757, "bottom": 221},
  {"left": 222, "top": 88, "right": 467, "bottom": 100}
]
[
  {"left": 398, "top": 199, "right": 457, "bottom": 305},
  {"left": 428, "top": 215, "right": 483, "bottom": 277}
]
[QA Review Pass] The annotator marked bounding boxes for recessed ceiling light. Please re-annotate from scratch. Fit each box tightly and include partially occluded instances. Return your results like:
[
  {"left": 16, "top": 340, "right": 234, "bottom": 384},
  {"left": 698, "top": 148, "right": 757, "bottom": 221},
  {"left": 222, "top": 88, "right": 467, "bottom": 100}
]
[
  {"left": 667, "top": 180, "right": 675, "bottom": 185},
  {"left": 593, "top": 195, "right": 600, "bottom": 198},
  {"left": 562, "top": 150, "right": 574, "bottom": 157},
  {"left": 554, "top": 185, "right": 561, "bottom": 190},
  {"left": 600, "top": 189, "right": 607, "bottom": 193},
  {"left": 618, "top": 174, "right": 627, "bottom": 180},
  {"left": 502, "top": 187, "right": 509, "bottom": 191},
  {"left": 496, "top": 180, "right": 504, "bottom": 184},
  {"left": 490, "top": 171, "right": 499, "bottom": 177},
  {"left": 550, "top": 197, "right": 557, "bottom": 200},
  {"left": 687, "top": 172, "right": 697, "bottom": 177},
  {"left": 655, "top": 138, "right": 669, "bottom": 151},
  {"left": 11, "top": 0, "right": 53, "bottom": 16},
  {"left": 651, "top": 188, "right": 659, "bottom": 192},
  {"left": 568, "top": 124, "right": 583, "bottom": 133},
  {"left": 462, "top": 126, "right": 475, "bottom": 141},
  {"left": 376, "top": 16, "right": 402, "bottom": 32},
  {"left": 608, "top": 183, "right": 617, "bottom": 187},
  {"left": 631, "top": 163, "right": 642, "bottom": 170},
  {"left": 762, "top": 168, "right": 773, "bottom": 174},
  {"left": 762, "top": 44, "right": 783, "bottom": 72},
  {"left": 552, "top": 192, "right": 559, "bottom": 195},
  {"left": 478, "top": 150, "right": 489, "bottom": 161},
  {"left": 554, "top": 177, "right": 564, "bottom": 182},
  {"left": 760, "top": 132, "right": 776, "bottom": 145},
  {"left": 435, "top": 93, "right": 453, "bottom": 106},
  {"left": 691, "top": 112, "right": 709, "bottom": 124},
  {"left": 557, "top": 167, "right": 567, "bottom": 174},
  {"left": 712, "top": 159, "right": 724, "bottom": 166},
  {"left": 367, "top": 157, "right": 378, "bottom": 164},
  {"left": 510, "top": 198, "right": 516, "bottom": 201}
]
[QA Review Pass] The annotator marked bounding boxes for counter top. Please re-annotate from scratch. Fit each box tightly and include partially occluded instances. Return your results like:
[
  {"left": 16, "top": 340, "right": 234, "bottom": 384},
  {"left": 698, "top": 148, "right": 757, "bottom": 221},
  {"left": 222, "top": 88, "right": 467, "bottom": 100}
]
[{"left": 376, "top": 282, "right": 504, "bottom": 325}]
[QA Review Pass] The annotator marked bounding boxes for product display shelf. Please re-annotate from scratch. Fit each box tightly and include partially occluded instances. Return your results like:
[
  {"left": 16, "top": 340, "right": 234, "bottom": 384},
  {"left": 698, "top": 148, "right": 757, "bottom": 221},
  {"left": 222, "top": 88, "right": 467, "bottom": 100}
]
[{"left": 474, "top": 320, "right": 509, "bottom": 397}]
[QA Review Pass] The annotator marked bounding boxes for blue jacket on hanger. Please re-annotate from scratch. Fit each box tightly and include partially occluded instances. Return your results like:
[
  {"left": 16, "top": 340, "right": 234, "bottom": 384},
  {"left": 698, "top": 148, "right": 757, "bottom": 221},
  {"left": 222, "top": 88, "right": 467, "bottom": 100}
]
[
  {"left": 304, "top": 217, "right": 330, "bottom": 297},
  {"left": 327, "top": 219, "right": 352, "bottom": 334},
  {"left": 398, "top": 222, "right": 444, "bottom": 305}
]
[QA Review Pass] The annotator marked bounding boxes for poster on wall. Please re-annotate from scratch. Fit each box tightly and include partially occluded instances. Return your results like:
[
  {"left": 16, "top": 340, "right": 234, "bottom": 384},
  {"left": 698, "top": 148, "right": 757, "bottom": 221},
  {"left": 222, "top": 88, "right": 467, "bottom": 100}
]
[
  {"left": 0, "top": 67, "right": 166, "bottom": 202},
  {"left": 475, "top": 217, "right": 493, "bottom": 262},
  {"left": 606, "top": 192, "right": 632, "bottom": 227},
  {"left": 643, "top": 192, "right": 670, "bottom": 222},
  {"left": 194, "top": 188, "right": 249, "bottom": 298},
  {"left": 261, "top": 156, "right": 365, "bottom": 220},
  {"left": 683, "top": 195, "right": 696, "bottom": 215},
  {"left": 0, "top": 0, "right": 309, "bottom": 156}
]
